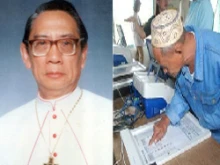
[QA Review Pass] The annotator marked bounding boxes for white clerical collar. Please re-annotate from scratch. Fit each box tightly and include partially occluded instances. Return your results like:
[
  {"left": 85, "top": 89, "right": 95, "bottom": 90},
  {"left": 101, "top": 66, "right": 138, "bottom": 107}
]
[{"left": 37, "top": 87, "right": 81, "bottom": 107}]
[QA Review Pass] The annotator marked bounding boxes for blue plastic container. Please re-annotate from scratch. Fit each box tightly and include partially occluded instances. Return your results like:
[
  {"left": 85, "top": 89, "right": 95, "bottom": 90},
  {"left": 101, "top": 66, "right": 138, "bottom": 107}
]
[
  {"left": 132, "top": 85, "right": 141, "bottom": 98},
  {"left": 143, "top": 98, "right": 167, "bottom": 118},
  {"left": 113, "top": 54, "right": 128, "bottom": 66}
]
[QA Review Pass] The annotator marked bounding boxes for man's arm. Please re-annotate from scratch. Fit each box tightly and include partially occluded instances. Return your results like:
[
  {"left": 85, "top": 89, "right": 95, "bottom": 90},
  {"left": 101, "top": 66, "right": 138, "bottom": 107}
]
[
  {"left": 184, "top": 0, "right": 214, "bottom": 30},
  {"left": 149, "top": 82, "right": 190, "bottom": 145},
  {"left": 124, "top": 16, "right": 146, "bottom": 39},
  {"left": 198, "top": 0, "right": 214, "bottom": 30},
  {"left": 149, "top": 114, "right": 170, "bottom": 145}
]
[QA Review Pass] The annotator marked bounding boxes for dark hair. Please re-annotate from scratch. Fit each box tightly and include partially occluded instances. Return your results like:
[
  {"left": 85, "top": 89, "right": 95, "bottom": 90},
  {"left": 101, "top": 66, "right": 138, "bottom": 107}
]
[
  {"left": 133, "top": 0, "right": 140, "bottom": 13},
  {"left": 22, "top": 0, "right": 88, "bottom": 50},
  {"left": 156, "top": 3, "right": 160, "bottom": 15}
]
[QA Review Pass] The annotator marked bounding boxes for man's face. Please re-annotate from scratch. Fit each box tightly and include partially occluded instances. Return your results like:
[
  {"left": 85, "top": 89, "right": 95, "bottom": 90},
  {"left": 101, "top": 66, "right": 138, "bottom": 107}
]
[
  {"left": 153, "top": 46, "right": 184, "bottom": 78},
  {"left": 157, "top": 0, "right": 168, "bottom": 11},
  {"left": 21, "top": 11, "right": 87, "bottom": 95}
]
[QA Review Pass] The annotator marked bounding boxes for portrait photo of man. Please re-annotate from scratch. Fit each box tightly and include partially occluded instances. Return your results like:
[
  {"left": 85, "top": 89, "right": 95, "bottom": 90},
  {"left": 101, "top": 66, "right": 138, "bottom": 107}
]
[{"left": 0, "top": 0, "right": 112, "bottom": 165}]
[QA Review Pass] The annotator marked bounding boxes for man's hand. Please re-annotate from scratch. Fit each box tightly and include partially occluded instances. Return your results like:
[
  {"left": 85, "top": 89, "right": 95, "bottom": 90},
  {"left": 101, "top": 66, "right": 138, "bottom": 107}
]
[
  {"left": 124, "top": 16, "right": 136, "bottom": 23},
  {"left": 148, "top": 115, "right": 170, "bottom": 145}
]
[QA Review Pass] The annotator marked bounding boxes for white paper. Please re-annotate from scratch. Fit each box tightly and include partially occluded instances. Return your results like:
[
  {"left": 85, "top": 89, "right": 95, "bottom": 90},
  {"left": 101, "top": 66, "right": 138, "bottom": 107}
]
[{"left": 121, "top": 112, "right": 211, "bottom": 165}]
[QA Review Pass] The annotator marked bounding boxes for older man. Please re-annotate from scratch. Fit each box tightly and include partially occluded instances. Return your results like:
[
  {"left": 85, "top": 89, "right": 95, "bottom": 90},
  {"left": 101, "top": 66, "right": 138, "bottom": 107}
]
[
  {"left": 0, "top": 1, "right": 112, "bottom": 165},
  {"left": 148, "top": 9, "right": 220, "bottom": 145}
]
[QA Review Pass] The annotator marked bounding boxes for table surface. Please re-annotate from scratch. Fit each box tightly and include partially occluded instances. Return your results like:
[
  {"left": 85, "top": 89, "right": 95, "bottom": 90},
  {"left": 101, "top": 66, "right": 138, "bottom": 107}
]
[{"left": 113, "top": 98, "right": 220, "bottom": 165}]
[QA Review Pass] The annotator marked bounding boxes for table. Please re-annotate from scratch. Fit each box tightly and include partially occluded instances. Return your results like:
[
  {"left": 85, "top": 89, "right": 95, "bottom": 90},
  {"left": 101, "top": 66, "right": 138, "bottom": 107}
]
[{"left": 113, "top": 98, "right": 220, "bottom": 165}]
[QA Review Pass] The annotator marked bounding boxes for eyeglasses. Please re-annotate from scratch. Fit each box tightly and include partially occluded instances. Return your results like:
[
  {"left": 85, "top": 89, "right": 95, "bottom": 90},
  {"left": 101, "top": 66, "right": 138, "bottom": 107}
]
[{"left": 25, "top": 38, "right": 84, "bottom": 56}]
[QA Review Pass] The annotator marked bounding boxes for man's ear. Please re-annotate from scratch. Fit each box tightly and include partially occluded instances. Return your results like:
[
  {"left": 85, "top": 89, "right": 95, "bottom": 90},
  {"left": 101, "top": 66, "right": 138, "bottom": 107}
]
[
  {"left": 80, "top": 44, "right": 88, "bottom": 69},
  {"left": 20, "top": 43, "right": 31, "bottom": 69},
  {"left": 174, "top": 42, "right": 183, "bottom": 55}
]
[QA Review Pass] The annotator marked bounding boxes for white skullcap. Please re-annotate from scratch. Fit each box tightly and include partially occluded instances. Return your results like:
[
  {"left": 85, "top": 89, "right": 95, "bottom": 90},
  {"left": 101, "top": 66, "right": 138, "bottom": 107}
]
[{"left": 151, "top": 9, "right": 183, "bottom": 48}]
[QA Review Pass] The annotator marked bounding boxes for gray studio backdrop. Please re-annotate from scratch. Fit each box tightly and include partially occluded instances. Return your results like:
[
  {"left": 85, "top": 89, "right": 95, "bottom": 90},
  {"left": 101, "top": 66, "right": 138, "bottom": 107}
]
[{"left": 0, "top": 0, "right": 112, "bottom": 116}]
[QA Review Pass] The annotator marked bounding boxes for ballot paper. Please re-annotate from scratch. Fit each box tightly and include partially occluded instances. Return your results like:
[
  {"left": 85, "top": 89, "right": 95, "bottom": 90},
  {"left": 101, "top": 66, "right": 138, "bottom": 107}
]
[{"left": 120, "top": 112, "right": 211, "bottom": 165}]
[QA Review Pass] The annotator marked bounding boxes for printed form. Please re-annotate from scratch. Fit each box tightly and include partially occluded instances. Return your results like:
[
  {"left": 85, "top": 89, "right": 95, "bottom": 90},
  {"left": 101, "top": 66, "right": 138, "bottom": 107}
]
[{"left": 121, "top": 112, "right": 211, "bottom": 165}]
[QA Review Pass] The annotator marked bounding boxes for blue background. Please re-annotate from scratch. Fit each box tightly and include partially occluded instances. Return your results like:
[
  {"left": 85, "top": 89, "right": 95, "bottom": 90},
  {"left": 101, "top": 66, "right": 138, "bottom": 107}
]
[{"left": 0, "top": 0, "right": 112, "bottom": 116}]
